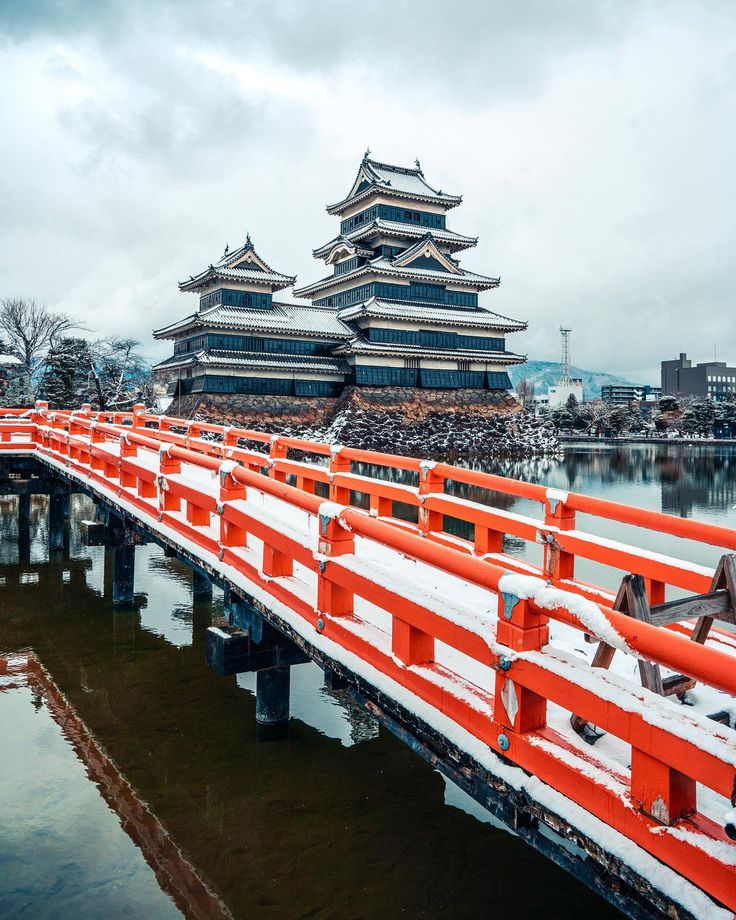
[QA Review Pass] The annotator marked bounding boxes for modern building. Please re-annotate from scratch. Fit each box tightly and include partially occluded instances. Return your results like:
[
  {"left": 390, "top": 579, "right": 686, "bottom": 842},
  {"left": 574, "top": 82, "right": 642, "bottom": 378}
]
[
  {"left": 661, "top": 353, "right": 736, "bottom": 401},
  {"left": 601, "top": 384, "right": 662, "bottom": 405},
  {"left": 154, "top": 155, "right": 527, "bottom": 399}
]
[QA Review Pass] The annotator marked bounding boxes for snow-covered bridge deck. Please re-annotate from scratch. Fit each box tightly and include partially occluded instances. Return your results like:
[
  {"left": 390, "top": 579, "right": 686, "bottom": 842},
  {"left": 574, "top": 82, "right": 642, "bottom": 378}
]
[{"left": 2, "top": 403, "right": 736, "bottom": 918}]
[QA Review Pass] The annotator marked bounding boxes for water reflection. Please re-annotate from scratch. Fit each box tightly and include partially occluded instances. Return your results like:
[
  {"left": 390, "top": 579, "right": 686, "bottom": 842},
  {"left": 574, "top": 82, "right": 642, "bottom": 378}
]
[
  {"left": 0, "top": 667, "right": 184, "bottom": 920},
  {"left": 0, "top": 482, "right": 616, "bottom": 919}
]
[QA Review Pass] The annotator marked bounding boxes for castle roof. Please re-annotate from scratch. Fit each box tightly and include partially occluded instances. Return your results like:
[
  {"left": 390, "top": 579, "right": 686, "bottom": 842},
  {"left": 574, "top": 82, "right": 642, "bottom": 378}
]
[
  {"left": 337, "top": 297, "right": 527, "bottom": 332},
  {"left": 333, "top": 334, "right": 527, "bottom": 364},
  {"left": 293, "top": 249, "right": 500, "bottom": 299},
  {"left": 179, "top": 235, "right": 296, "bottom": 293},
  {"left": 313, "top": 221, "right": 478, "bottom": 259},
  {"left": 154, "top": 349, "right": 350, "bottom": 376},
  {"left": 326, "top": 155, "right": 462, "bottom": 215},
  {"left": 153, "top": 302, "right": 353, "bottom": 340}
]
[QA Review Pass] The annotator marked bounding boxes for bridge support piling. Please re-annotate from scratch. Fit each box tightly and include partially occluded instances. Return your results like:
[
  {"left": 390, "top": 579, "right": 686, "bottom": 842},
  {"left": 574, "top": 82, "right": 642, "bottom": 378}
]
[
  {"left": 255, "top": 666, "right": 290, "bottom": 740},
  {"left": 112, "top": 544, "right": 135, "bottom": 608},
  {"left": 17, "top": 494, "right": 31, "bottom": 565},
  {"left": 192, "top": 569, "right": 213, "bottom": 602},
  {"left": 48, "top": 493, "right": 67, "bottom": 558}
]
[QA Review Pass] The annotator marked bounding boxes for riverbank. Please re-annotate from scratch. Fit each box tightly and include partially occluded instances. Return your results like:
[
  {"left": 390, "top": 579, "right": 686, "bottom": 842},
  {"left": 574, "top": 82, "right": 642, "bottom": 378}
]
[{"left": 557, "top": 434, "right": 736, "bottom": 446}]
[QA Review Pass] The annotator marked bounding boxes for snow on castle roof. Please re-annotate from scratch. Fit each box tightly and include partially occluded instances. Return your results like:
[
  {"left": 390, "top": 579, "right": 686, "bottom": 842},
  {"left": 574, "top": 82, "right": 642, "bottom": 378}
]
[
  {"left": 294, "top": 252, "right": 499, "bottom": 299},
  {"left": 153, "top": 302, "right": 354, "bottom": 340},
  {"left": 154, "top": 349, "right": 349, "bottom": 375},
  {"left": 179, "top": 234, "right": 296, "bottom": 293},
  {"left": 337, "top": 297, "right": 527, "bottom": 332},
  {"left": 326, "top": 155, "right": 462, "bottom": 215}
]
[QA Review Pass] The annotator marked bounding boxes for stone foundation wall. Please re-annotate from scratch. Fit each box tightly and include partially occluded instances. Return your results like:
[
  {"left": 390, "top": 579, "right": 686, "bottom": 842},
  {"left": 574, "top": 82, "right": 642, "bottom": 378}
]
[
  {"left": 168, "top": 387, "right": 557, "bottom": 458},
  {"left": 170, "top": 392, "right": 342, "bottom": 431}
]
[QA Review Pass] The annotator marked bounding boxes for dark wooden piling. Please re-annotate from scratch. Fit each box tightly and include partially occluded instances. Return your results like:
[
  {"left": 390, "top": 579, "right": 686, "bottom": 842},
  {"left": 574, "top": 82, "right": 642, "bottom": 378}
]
[
  {"left": 255, "top": 666, "right": 291, "bottom": 739},
  {"left": 112, "top": 544, "right": 135, "bottom": 608}
]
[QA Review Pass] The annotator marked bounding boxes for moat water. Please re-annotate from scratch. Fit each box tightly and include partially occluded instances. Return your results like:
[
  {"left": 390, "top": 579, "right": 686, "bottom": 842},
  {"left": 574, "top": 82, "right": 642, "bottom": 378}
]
[{"left": 1, "top": 442, "right": 735, "bottom": 919}]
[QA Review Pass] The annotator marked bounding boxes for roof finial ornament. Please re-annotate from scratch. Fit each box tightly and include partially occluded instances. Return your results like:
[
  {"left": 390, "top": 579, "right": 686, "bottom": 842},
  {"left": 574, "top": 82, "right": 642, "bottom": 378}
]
[
  {"left": 364, "top": 146, "right": 371, "bottom": 159},
  {"left": 245, "top": 231, "right": 252, "bottom": 247},
  {"left": 224, "top": 243, "right": 229, "bottom": 255},
  {"left": 415, "top": 157, "right": 421, "bottom": 170}
]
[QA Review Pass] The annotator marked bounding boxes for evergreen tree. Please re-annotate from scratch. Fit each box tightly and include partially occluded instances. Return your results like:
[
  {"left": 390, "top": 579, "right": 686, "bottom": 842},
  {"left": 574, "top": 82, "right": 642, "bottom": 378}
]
[
  {"left": 627, "top": 407, "right": 646, "bottom": 433},
  {"left": 41, "top": 337, "right": 93, "bottom": 408},
  {"left": 658, "top": 395, "right": 680, "bottom": 412},
  {"left": 607, "top": 405, "right": 631, "bottom": 434}
]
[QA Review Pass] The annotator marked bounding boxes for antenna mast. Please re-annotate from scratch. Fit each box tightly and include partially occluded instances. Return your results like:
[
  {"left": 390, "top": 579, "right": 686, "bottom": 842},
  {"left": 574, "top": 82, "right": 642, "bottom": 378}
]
[{"left": 559, "top": 327, "right": 572, "bottom": 385}]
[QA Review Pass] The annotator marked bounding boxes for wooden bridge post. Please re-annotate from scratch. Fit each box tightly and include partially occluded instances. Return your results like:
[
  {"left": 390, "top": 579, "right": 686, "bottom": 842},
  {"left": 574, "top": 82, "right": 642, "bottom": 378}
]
[
  {"left": 630, "top": 748, "right": 695, "bottom": 826},
  {"left": 219, "top": 466, "right": 246, "bottom": 547},
  {"left": 544, "top": 492, "right": 575, "bottom": 582},
  {"left": 369, "top": 492, "right": 392, "bottom": 518},
  {"left": 494, "top": 593, "right": 548, "bottom": 737},
  {"left": 418, "top": 461, "right": 444, "bottom": 537},
  {"left": 474, "top": 524, "right": 503, "bottom": 555},
  {"left": 392, "top": 618, "right": 434, "bottom": 666},
  {"left": 130, "top": 403, "right": 146, "bottom": 431},
  {"left": 119, "top": 435, "right": 137, "bottom": 489},
  {"left": 296, "top": 472, "right": 316, "bottom": 495},
  {"left": 269, "top": 437, "right": 288, "bottom": 483},
  {"left": 316, "top": 508, "right": 354, "bottom": 619},
  {"left": 158, "top": 447, "right": 181, "bottom": 512},
  {"left": 262, "top": 542, "right": 293, "bottom": 577},
  {"left": 89, "top": 422, "right": 106, "bottom": 471},
  {"left": 644, "top": 577, "right": 666, "bottom": 605},
  {"left": 328, "top": 446, "right": 350, "bottom": 504},
  {"left": 33, "top": 401, "right": 48, "bottom": 447}
]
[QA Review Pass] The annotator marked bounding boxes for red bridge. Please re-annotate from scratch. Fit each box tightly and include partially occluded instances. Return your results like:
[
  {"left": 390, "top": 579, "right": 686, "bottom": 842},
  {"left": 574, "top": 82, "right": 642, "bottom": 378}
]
[{"left": 2, "top": 402, "right": 735, "bottom": 918}]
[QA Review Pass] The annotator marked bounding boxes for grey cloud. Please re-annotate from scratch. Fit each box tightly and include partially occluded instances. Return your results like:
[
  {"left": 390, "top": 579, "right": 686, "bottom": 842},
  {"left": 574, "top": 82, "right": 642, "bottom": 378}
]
[{"left": 0, "top": 0, "right": 735, "bottom": 380}]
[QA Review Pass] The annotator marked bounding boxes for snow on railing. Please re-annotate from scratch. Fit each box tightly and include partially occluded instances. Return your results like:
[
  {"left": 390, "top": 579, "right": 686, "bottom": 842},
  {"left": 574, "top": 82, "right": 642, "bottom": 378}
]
[{"left": 5, "top": 404, "right": 736, "bottom": 912}]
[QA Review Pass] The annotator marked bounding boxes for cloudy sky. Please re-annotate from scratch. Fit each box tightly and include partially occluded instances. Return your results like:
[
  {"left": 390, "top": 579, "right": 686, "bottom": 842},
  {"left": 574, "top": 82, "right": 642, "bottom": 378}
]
[{"left": 1, "top": 0, "right": 734, "bottom": 382}]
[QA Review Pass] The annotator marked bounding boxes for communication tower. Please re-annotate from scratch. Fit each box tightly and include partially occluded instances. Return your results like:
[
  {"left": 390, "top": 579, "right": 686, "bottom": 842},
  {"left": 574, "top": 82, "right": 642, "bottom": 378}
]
[{"left": 559, "top": 327, "right": 572, "bottom": 385}]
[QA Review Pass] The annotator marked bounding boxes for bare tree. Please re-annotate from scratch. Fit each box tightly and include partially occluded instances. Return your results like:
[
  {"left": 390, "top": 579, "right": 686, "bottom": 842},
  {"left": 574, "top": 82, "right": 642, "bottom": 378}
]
[
  {"left": 516, "top": 377, "right": 536, "bottom": 409},
  {"left": 0, "top": 297, "right": 78, "bottom": 394},
  {"left": 84, "top": 336, "right": 151, "bottom": 411},
  {"left": 579, "top": 400, "right": 609, "bottom": 435}
]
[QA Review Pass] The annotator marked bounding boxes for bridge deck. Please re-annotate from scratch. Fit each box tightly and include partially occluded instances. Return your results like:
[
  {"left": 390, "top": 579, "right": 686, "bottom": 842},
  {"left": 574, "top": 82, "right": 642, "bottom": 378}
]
[{"left": 1, "top": 403, "right": 735, "bottom": 918}]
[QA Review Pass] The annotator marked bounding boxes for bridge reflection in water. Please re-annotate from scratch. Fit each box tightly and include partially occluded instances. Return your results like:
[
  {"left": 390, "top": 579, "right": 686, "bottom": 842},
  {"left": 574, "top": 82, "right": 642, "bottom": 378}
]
[
  {"left": 2, "top": 406, "right": 736, "bottom": 919},
  {"left": 0, "top": 496, "right": 610, "bottom": 920}
]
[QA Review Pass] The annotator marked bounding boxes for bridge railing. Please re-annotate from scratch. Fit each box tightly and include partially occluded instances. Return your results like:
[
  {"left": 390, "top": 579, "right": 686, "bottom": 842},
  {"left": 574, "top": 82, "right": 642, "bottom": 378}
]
[
  {"left": 41, "top": 406, "right": 736, "bottom": 606},
  {"left": 5, "top": 404, "right": 736, "bottom": 908}
]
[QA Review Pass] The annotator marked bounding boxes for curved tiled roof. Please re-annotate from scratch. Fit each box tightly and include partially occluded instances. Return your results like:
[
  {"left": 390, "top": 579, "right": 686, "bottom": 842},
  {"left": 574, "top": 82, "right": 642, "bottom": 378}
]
[
  {"left": 153, "top": 302, "right": 354, "bottom": 340},
  {"left": 333, "top": 335, "right": 526, "bottom": 364},
  {"left": 326, "top": 156, "right": 462, "bottom": 215},
  {"left": 313, "top": 221, "right": 478, "bottom": 259},
  {"left": 179, "top": 236, "right": 296, "bottom": 293},
  {"left": 154, "top": 348, "right": 349, "bottom": 375},
  {"left": 337, "top": 297, "right": 527, "bottom": 332},
  {"left": 294, "top": 253, "right": 500, "bottom": 298},
  {"left": 179, "top": 264, "right": 296, "bottom": 293}
]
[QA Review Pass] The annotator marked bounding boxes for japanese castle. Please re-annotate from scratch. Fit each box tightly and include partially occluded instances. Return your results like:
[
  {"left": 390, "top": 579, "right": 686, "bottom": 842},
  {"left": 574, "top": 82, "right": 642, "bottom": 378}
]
[{"left": 153, "top": 154, "right": 527, "bottom": 398}]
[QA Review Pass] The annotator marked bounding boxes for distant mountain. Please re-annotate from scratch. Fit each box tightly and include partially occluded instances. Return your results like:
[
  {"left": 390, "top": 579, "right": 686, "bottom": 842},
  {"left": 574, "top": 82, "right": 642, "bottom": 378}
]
[{"left": 508, "top": 360, "right": 638, "bottom": 401}]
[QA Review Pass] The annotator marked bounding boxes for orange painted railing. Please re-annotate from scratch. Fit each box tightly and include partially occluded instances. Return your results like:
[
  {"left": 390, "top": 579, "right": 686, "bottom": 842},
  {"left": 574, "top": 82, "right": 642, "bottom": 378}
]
[
  {"left": 39, "top": 403, "right": 736, "bottom": 605},
  {"left": 2, "top": 402, "right": 736, "bottom": 913}
]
